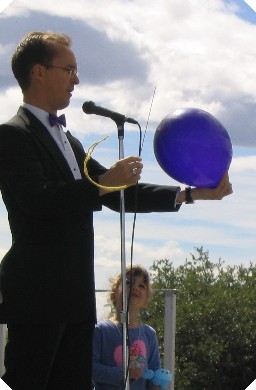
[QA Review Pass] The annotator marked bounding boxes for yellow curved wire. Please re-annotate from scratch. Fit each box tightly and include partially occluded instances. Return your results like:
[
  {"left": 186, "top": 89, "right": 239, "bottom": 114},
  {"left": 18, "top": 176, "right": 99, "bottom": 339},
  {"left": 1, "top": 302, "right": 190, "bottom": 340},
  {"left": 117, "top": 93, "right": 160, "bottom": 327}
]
[{"left": 84, "top": 136, "right": 128, "bottom": 191}]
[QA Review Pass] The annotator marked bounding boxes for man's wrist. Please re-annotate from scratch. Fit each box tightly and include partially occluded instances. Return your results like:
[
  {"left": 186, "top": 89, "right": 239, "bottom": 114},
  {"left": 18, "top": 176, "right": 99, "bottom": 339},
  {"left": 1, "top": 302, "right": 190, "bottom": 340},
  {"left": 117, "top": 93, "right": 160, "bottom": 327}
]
[{"left": 185, "top": 186, "right": 195, "bottom": 204}]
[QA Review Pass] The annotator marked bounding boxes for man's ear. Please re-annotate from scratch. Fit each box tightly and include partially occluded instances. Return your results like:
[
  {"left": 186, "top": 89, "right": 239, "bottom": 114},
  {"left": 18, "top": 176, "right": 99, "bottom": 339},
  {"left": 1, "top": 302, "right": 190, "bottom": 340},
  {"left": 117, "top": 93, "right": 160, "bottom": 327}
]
[{"left": 32, "top": 64, "right": 46, "bottom": 84}]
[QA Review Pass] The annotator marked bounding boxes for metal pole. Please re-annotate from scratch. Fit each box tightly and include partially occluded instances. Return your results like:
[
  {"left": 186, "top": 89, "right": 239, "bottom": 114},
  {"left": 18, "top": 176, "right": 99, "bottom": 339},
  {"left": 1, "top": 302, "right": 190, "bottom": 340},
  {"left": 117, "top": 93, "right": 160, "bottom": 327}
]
[
  {"left": 164, "top": 290, "right": 177, "bottom": 390},
  {"left": 116, "top": 121, "right": 130, "bottom": 390}
]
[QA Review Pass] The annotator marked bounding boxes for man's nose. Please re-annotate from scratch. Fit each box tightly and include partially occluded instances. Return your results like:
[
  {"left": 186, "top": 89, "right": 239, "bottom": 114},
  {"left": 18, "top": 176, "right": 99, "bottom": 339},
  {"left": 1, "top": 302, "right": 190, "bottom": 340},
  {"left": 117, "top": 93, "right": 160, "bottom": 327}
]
[{"left": 73, "top": 74, "right": 79, "bottom": 85}]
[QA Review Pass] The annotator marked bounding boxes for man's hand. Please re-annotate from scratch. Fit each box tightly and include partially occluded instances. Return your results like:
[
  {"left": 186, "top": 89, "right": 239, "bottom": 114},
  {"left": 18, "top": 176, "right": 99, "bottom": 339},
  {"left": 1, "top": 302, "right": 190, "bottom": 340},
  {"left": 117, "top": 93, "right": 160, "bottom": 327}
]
[
  {"left": 98, "top": 156, "right": 143, "bottom": 196},
  {"left": 176, "top": 171, "right": 233, "bottom": 203}
]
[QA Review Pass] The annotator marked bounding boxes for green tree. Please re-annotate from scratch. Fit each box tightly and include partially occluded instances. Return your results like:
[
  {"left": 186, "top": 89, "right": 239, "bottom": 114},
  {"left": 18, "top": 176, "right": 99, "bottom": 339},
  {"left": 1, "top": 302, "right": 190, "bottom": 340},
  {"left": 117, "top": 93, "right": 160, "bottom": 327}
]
[{"left": 141, "top": 247, "right": 256, "bottom": 390}]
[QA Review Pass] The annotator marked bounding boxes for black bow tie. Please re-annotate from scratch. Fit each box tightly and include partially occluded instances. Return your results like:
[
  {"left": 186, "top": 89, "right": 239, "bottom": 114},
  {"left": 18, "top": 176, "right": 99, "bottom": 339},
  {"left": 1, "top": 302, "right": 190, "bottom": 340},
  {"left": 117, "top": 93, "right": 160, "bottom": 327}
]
[{"left": 49, "top": 113, "right": 66, "bottom": 127}]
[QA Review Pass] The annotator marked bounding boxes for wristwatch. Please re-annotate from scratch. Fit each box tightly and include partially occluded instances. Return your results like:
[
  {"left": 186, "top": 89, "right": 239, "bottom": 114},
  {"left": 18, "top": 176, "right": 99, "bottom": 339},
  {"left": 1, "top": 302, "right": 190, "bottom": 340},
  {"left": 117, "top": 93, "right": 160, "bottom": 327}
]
[{"left": 185, "top": 187, "right": 195, "bottom": 204}]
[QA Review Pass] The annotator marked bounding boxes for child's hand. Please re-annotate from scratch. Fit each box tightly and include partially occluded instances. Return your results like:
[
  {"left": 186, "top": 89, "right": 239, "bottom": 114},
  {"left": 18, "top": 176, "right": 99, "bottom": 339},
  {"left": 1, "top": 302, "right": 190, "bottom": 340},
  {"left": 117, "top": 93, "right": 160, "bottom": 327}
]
[{"left": 129, "top": 366, "right": 143, "bottom": 380}]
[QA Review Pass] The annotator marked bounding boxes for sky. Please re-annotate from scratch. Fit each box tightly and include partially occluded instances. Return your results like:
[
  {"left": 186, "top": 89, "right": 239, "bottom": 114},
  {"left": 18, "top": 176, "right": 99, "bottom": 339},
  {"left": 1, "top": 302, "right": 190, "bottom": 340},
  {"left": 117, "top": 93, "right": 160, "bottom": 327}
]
[{"left": 0, "top": 0, "right": 256, "bottom": 319}]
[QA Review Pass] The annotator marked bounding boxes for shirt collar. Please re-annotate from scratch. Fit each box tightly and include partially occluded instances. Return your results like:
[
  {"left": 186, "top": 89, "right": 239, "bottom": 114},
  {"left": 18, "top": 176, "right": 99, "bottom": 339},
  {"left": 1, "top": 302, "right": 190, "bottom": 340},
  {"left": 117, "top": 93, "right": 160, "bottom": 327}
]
[{"left": 23, "top": 103, "right": 52, "bottom": 129}]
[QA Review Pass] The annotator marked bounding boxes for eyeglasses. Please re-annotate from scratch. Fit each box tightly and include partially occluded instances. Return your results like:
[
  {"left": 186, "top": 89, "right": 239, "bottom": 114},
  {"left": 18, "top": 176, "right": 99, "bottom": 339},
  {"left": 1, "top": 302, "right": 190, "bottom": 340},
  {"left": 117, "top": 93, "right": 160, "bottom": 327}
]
[{"left": 42, "top": 64, "right": 79, "bottom": 78}]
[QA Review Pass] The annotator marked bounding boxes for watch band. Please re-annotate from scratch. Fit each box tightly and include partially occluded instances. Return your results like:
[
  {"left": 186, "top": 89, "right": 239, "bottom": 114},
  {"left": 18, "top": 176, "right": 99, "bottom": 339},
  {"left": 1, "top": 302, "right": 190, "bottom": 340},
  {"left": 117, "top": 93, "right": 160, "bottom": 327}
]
[{"left": 185, "top": 186, "right": 195, "bottom": 204}]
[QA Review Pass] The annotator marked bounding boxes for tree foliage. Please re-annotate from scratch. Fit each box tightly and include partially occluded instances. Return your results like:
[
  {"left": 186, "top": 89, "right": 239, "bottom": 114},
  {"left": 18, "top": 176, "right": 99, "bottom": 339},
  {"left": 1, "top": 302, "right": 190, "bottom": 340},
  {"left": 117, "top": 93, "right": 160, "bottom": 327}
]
[{"left": 140, "top": 247, "right": 256, "bottom": 390}]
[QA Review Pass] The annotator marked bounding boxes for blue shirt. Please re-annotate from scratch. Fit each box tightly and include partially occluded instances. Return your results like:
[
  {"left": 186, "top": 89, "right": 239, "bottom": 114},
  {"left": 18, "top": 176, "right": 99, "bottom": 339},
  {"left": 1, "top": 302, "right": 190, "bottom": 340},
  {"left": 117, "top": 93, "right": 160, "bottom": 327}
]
[{"left": 93, "top": 320, "right": 161, "bottom": 390}]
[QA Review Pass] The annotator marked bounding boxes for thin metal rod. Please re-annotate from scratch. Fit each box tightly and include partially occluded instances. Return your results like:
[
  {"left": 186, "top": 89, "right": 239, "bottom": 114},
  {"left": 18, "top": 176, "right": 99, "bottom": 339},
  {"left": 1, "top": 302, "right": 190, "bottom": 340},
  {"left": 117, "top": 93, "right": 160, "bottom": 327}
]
[{"left": 117, "top": 124, "right": 130, "bottom": 390}]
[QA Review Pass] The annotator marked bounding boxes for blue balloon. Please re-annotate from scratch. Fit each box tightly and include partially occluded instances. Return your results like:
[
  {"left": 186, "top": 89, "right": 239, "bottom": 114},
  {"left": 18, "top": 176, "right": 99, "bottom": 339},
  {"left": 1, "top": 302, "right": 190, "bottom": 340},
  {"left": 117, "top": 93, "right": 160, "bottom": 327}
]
[{"left": 153, "top": 108, "right": 233, "bottom": 187}]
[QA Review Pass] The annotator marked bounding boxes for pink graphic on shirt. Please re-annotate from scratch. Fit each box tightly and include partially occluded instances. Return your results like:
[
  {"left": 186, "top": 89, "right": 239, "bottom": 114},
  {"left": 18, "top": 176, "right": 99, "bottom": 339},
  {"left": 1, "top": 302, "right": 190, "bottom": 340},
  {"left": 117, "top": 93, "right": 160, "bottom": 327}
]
[{"left": 114, "top": 340, "right": 146, "bottom": 369}]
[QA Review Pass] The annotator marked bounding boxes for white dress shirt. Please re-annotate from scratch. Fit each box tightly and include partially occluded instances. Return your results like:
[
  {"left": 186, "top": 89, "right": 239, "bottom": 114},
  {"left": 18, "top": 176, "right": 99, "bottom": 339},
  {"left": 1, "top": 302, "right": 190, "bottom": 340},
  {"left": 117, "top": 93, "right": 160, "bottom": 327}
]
[{"left": 23, "top": 104, "right": 82, "bottom": 180}]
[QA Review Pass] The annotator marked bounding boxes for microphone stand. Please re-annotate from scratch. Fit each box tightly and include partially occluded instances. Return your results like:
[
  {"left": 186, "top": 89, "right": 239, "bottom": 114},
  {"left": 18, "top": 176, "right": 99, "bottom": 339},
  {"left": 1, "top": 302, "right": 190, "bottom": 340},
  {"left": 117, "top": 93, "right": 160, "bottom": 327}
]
[{"left": 115, "top": 117, "right": 130, "bottom": 390}]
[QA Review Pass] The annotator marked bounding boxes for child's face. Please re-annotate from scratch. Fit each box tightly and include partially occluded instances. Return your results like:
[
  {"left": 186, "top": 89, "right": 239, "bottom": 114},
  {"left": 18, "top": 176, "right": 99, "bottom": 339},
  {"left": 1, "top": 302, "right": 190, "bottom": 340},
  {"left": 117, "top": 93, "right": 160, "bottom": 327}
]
[{"left": 114, "top": 274, "right": 149, "bottom": 311}]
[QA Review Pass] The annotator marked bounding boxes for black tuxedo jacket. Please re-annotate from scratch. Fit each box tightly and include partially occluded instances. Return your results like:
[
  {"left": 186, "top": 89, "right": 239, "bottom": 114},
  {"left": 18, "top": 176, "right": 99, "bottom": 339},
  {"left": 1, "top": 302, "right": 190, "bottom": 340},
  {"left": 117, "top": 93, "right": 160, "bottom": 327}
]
[{"left": 0, "top": 107, "right": 180, "bottom": 323}]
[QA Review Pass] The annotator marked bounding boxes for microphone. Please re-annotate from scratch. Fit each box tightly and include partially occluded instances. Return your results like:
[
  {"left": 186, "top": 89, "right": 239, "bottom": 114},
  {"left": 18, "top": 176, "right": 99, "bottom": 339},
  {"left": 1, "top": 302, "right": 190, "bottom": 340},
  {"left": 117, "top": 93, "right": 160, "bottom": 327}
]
[{"left": 82, "top": 101, "right": 138, "bottom": 124}]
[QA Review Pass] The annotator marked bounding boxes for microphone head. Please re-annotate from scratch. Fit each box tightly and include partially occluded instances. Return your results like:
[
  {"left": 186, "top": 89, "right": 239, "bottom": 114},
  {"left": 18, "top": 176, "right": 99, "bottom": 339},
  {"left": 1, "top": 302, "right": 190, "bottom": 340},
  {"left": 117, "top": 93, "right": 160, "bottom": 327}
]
[{"left": 82, "top": 101, "right": 96, "bottom": 114}]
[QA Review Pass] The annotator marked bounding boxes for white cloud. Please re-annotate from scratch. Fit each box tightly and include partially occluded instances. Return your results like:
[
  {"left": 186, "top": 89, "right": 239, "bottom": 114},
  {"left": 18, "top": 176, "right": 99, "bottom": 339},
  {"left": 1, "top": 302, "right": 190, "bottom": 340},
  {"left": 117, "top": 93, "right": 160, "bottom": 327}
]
[
  {"left": 0, "top": 0, "right": 29, "bottom": 17},
  {"left": 1, "top": 0, "right": 256, "bottom": 145},
  {"left": 0, "top": 87, "right": 23, "bottom": 122},
  {"left": 0, "top": 0, "right": 14, "bottom": 14},
  {"left": 231, "top": 155, "right": 256, "bottom": 172}
]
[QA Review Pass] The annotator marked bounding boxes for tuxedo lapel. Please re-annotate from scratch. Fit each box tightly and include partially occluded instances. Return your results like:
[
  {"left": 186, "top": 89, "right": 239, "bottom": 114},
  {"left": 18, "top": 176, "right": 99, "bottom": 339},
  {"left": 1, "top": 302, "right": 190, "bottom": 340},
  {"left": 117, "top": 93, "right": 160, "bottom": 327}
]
[
  {"left": 66, "top": 130, "right": 86, "bottom": 177},
  {"left": 18, "top": 107, "right": 75, "bottom": 180}
]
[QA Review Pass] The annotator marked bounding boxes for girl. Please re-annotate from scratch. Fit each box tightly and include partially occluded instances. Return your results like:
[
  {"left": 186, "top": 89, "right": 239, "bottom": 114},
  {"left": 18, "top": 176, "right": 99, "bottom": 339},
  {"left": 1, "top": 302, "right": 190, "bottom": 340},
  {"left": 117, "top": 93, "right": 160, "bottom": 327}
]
[{"left": 92, "top": 265, "right": 161, "bottom": 390}]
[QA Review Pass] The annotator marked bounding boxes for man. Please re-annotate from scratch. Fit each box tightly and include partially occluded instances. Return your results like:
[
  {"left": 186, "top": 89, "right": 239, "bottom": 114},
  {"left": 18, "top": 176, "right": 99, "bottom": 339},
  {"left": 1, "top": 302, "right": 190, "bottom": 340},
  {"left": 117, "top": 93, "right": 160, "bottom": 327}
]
[{"left": 0, "top": 31, "right": 232, "bottom": 390}]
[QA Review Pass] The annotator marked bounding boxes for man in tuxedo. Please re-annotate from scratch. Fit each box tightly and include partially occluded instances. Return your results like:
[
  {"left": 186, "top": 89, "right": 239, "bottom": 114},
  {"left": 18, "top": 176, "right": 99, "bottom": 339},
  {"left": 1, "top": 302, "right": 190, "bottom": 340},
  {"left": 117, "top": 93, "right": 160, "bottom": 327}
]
[{"left": 0, "top": 31, "right": 232, "bottom": 390}]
